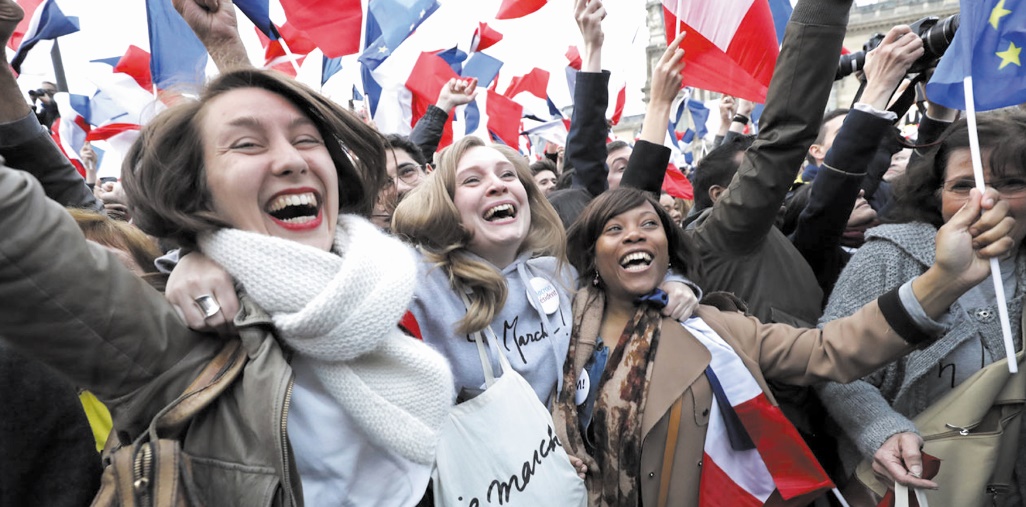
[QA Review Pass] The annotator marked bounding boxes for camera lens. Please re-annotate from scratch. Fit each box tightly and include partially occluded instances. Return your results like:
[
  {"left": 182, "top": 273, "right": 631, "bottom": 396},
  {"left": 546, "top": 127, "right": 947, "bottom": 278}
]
[
  {"left": 923, "top": 14, "right": 960, "bottom": 60},
  {"left": 836, "top": 51, "right": 867, "bottom": 80}
]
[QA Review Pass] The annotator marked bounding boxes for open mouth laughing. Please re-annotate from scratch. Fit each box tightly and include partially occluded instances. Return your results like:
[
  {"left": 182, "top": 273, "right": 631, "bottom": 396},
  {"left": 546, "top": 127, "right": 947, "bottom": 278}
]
[
  {"left": 265, "top": 189, "right": 323, "bottom": 230},
  {"left": 483, "top": 203, "right": 518, "bottom": 222},
  {"left": 619, "top": 250, "right": 653, "bottom": 272}
]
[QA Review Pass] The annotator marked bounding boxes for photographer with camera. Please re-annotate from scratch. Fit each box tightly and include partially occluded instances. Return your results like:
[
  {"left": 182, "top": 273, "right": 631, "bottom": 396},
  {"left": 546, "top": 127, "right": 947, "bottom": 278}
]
[
  {"left": 837, "top": 14, "right": 960, "bottom": 81},
  {"left": 790, "top": 24, "right": 924, "bottom": 302},
  {"left": 29, "top": 80, "right": 58, "bottom": 130}
]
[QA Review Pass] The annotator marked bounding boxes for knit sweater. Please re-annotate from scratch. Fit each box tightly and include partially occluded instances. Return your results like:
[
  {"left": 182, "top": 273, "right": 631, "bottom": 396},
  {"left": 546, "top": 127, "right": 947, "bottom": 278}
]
[{"left": 816, "top": 222, "right": 1026, "bottom": 498}]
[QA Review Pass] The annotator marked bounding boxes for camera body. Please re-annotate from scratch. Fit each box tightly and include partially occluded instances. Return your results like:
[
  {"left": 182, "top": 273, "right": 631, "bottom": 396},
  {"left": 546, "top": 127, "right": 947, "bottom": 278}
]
[
  {"left": 28, "top": 88, "right": 50, "bottom": 99},
  {"left": 835, "top": 14, "right": 960, "bottom": 80}
]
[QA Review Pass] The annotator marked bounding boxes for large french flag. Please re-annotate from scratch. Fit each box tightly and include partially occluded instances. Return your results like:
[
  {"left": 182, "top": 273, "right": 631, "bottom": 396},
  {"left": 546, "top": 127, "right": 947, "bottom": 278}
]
[
  {"left": 682, "top": 318, "right": 833, "bottom": 506},
  {"left": 661, "top": 0, "right": 778, "bottom": 102}
]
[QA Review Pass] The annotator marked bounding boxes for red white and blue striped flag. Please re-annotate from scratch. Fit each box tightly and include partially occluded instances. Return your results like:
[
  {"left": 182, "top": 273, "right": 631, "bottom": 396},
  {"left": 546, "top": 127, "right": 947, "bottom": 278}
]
[
  {"left": 661, "top": 0, "right": 778, "bottom": 102},
  {"left": 683, "top": 318, "right": 834, "bottom": 506},
  {"left": 9, "top": 0, "right": 79, "bottom": 74}
]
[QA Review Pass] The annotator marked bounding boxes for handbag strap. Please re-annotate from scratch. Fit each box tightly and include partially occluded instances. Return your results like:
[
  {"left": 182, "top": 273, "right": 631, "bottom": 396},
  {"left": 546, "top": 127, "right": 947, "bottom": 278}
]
[
  {"left": 148, "top": 339, "right": 247, "bottom": 440},
  {"left": 895, "top": 482, "right": 930, "bottom": 507},
  {"left": 657, "top": 395, "right": 684, "bottom": 507},
  {"left": 459, "top": 290, "right": 514, "bottom": 387}
]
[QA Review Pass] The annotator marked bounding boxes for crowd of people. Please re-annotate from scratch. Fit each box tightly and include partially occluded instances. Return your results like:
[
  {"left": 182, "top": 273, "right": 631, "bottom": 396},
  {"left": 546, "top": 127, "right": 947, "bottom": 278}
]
[{"left": 1, "top": 0, "right": 1024, "bottom": 506}]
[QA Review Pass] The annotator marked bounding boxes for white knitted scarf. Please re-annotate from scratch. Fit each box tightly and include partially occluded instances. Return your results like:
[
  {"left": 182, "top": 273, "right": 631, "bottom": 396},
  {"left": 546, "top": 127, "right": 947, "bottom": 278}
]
[{"left": 199, "top": 215, "right": 453, "bottom": 464}]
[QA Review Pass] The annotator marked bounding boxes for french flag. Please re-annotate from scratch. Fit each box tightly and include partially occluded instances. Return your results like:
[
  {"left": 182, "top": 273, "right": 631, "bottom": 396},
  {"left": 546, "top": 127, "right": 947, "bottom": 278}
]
[
  {"left": 683, "top": 318, "right": 833, "bottom": 506},
  {"left": 9, "top": 0, "right": 79, "bottom": 74},
  {"left": 661, "top": 0, "right": 778, "bottom": 102},
  {"left": 51, "top": 93, "right": 90, "bottom": 177},
  {"left": 86, "top": 123, "right": 142, "bottom": 180}
]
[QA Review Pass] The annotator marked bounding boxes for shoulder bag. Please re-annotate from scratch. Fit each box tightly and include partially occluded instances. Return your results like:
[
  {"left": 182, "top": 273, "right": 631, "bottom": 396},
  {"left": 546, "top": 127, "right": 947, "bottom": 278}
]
[
  {"left": 90, "top": 339, "right": 247, "bottom": 507},
  {"left": 856, "top": 351, "right": 1026, "bottom": 507},
  {"left": 431, "top": 293, "right": 587, "bottom": 506}
]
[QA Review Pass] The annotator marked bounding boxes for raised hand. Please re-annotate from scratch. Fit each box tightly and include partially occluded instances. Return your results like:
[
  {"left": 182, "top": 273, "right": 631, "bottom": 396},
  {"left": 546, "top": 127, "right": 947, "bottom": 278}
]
[
  {"left": 719, "top": 96, "right": 737, "bottom": 124},
  {"left": 574, "top": 0, "right": 606, "bottom": 72},
  {"left": 649, "top": 31, "right": 686, "bottom": 107},
  {"left": 0, "top": 0, "right": 23, "bottom": 46},
  {"left": 914, "top": 187, "right": 1015, "bottom": 318},
  {"left": 637, "top": 31, "right": 686, "bottom": 145},
  {"left": 861, "top": 25, "right": 924, "bottom": 110},
  {"left": 436, "top": 78, "right": 478, "bottom": 113},
  {"left": 172, "top": 0, "right": 250, "bottom": 70}
]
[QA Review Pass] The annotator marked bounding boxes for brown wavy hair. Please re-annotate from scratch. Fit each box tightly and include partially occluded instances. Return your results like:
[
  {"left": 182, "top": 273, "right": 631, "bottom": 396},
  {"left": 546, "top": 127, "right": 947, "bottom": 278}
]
[
  {"left": 122, "top": 68, "right": 387, "bottom": 249},
  {"left": 392, "top": 136, "right": 566, "bottom": 335}
]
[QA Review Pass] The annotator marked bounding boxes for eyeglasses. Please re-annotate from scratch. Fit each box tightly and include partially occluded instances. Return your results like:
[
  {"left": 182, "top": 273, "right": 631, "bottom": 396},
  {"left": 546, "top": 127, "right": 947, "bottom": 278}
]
[
  {"left": 393, "top": 162, "right": 428, "bottom": 186},
  {"left": 942, "top": 178, "right": 1026, "bottom": 197}
]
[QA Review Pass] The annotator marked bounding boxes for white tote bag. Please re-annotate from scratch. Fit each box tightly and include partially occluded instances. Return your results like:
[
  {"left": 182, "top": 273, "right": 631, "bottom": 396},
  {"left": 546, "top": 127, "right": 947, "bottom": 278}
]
[{"left": 432, "top": 323, "right": 588, "bottom": 506}]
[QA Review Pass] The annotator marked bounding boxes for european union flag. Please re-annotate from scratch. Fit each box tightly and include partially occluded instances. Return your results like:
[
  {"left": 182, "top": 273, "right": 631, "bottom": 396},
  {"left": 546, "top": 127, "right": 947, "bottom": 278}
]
[{"left": 927, "top": 0, "right": 1026, "bottom": 111}]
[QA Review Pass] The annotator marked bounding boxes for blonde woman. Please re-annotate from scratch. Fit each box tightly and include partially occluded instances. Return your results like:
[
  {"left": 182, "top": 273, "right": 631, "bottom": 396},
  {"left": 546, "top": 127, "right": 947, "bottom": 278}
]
[
  {"left": 392, "top": 137, "right": 575, "bottom": 404},
  {"left": 392, "top": 136, "right": 699, "bottom": 406}
]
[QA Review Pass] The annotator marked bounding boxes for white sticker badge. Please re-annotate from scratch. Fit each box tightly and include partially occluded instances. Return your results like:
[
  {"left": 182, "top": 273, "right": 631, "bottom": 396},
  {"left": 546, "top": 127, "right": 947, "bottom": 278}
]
[
  {"left": 529, "top": 277, "right": 560, "bottom": 315},
  {"left": 575, "top": 369, "right": 591, "bottom": 405}
]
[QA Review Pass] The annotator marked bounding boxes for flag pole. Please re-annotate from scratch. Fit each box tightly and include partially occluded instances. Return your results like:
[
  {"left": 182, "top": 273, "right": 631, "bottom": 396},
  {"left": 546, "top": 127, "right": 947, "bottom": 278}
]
[
  {"left": 963, "top": 75, "right": 1018, "bottom": 374},
  {"left": 278, "top": 37, "right": 302, "bottom": 77},
  {"left": 50, "top": 39, "right": 68, "bottom": 92}
]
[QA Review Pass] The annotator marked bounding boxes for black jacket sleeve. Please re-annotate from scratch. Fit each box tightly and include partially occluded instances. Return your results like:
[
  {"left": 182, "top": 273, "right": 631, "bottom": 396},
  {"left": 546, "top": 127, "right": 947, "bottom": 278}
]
[
  {"left": 621, "top": 140, "right": 669, "bottom": 195},
  {"left": 409, "top": 105, "right": 450, "bottom": 160},
  {"left": 791, "top": 108, "right": 893, "bottom": 296},
  {"left": 566, "top": 70, "right": 611, "bottom": 197},
  {"left": 0, "top": 113, "right": 102, "bottom": 211}
]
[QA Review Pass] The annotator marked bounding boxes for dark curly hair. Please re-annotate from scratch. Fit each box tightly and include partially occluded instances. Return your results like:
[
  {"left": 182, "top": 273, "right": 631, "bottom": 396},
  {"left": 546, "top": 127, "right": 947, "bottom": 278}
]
[{"left": 885, "top": 110, "right": 1026, "bottom": 228}]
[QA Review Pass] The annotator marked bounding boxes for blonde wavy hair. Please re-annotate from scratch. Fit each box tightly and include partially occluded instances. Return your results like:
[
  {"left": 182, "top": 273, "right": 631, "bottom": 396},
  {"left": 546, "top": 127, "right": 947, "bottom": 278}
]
[{"left": 393, "top": 136, "right": 566, "bottom": 335}]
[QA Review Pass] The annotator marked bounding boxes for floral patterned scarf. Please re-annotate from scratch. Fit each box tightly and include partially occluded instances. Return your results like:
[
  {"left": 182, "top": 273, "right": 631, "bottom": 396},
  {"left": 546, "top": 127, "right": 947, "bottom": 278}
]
[{"left": 555, "top": 286, "right": 665, "bottom": 506}]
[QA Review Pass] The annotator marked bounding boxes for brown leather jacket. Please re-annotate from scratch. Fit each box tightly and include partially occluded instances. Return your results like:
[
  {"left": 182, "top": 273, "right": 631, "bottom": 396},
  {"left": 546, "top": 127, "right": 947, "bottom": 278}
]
[{"left": 0, "top": 164, "right": 303, "bottom": 506}]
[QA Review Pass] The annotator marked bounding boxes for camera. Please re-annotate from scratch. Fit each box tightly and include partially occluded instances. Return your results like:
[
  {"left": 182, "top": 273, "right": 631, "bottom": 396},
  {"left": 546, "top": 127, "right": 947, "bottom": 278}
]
[
  {"left": 835, "top": 14, "right": 960, "bottom": 80},
  {"left": 28, "top": 88, "right": 51, "bottom": 99}
]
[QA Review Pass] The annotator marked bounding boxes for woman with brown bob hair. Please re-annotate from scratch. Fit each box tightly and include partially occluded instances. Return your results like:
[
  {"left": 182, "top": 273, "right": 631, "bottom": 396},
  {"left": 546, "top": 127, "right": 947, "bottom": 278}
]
[
  {"left": 554, "top": 186, "right": 1016, "bottom": 506},
  {"left": 123, "top": 69, "right": 384, "bottom": 250},
  {"left": 0, "top": 66, "right": 454, "bottom": 506}
]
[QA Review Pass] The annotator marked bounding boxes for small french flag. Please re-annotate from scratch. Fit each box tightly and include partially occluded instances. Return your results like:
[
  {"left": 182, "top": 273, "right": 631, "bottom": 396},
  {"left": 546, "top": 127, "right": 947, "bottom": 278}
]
[
  {"left": 683, "top": 318, "right": 834, "bottom": 506},
  {"left": 9, "top": 0, "right": 79, "bottom": 74}
]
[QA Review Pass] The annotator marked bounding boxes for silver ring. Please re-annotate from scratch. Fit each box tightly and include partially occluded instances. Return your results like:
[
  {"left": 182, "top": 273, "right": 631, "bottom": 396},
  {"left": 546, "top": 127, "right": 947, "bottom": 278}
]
[{"left": 193, "top": 294, "right": 221, "bottom": 319}]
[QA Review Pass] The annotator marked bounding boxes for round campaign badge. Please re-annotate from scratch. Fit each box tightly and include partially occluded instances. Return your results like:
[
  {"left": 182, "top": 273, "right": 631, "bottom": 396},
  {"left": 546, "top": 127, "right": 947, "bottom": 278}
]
[
  {"left": 575, "top": 369, "right": 591, "bottom": 405},
  {"left": 529, "top": 277, "right": 560, "bottom": 315}
]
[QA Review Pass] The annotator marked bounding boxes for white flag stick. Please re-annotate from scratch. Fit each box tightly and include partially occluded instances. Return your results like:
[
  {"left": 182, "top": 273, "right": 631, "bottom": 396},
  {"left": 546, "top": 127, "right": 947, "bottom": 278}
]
[
  {"left": 831, "top": 487, "right": 852, "bottom": 507},
  {"left": 278, "top": 36, "right": 303, "bottom": 77},
  {"left": 963, "top": 76, "right": 1018, "bottom": 374}
]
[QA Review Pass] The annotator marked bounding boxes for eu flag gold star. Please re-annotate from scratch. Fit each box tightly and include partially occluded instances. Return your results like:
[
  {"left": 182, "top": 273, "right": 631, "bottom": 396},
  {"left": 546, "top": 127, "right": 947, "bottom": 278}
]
[
  {"left": 991, "top": 0, "right": 1012, "bottom": 29},
  {"left": 997, "top": 41, "right": 1022, "bottom": 69}
]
